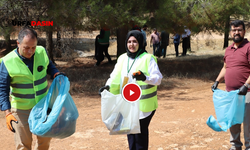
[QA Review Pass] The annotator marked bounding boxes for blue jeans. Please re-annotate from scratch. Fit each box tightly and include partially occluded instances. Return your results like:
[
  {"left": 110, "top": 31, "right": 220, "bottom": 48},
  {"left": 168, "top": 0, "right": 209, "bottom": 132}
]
[{"left": 153, "top": 43, "right": 160, "bottom": 56}]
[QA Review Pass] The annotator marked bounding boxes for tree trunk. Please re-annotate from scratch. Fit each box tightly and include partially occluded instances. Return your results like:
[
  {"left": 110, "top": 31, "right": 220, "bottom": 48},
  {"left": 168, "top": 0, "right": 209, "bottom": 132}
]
[
  {"left": 5, "top": 38, "right": 11, "bottom": 55},
  {"left": 56, "top": 30, "right": 61, "bottom": 50},
  {"left": 2, "top": 33, "right": 12, "bottom": 55},
  {"left": 46, "top": 31, "right": 55, "bottom": 64},
  {"left": 54, "top": 30, "right": 62, "bottom": 58},
  {"left": 223, "top": 16, "right": 230, "bottom": 49},
  {"left": 116, "top": 26, "right": 128, "bottom": 58}
]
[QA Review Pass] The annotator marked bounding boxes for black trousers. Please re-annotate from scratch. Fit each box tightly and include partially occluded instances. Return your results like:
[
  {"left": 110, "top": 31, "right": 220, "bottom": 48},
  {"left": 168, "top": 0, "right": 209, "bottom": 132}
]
[
  {"left": 182, "top": 37, "right": 188, "bottom": 56},
  {"left": 174, "top": 43, "right": 179, "bottom": 57},
  {"left": 160, "top": 44, "right": 168, "bottom": 58},
  {"left": 127, "top": 110, "right": 156, "bottom": 150},
  {"left": 96, "top": 44, "right": 112, "bottom": 65}
]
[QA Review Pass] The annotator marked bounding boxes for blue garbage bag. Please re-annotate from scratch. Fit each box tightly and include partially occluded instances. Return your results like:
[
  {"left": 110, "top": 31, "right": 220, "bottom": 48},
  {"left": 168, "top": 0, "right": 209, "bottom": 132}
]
[
  {"left": 28, "top": 75, "right": 79, "bottom": 139},
  {"left": 206, "top": 89, "right": 245, "bottom": 132}
]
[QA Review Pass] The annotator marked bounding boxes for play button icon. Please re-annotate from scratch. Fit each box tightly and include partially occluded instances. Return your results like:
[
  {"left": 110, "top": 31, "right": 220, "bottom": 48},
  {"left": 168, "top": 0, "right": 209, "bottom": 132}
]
[
  {"left": 130, "top": 90, "right": 134, "bottom": 96},
  {"left": 122, "top": 83, "right": 142, "bottom": 102}
]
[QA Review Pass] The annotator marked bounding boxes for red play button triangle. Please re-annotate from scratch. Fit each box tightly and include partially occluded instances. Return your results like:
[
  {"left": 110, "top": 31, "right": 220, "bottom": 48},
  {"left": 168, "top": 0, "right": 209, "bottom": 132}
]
[{"left": 122, "top": 83, "right": 142, "bottom": 102}]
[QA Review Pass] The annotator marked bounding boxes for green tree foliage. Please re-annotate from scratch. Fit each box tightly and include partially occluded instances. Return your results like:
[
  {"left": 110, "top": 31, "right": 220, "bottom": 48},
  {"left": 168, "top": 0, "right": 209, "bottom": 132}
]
[
  {"left": 0, "top": 0, "right": 84, "bottom": 62},
  {"left": 82, "top": 0, "right": 152, "bottom": 57},
  {"left": 0, "top": 0, "right": 29, "bottom": 53},
  {"left": 26, "top": 0, "right": 84, "bottom": 63},
  {"left": 191, "top": 0, "right": 250, "bottom": 48},
  {"left": 1, "top": 0, "right": 250, "bottom": 58},
  {"left": 153, "top": 0, "right": 250, "bottom": 48},
  {"left": 83, "top": 0, "right": 149, "bottom": 28}
]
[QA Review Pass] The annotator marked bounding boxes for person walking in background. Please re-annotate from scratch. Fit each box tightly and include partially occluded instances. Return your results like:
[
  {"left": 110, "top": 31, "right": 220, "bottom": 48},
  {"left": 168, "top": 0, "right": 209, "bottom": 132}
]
[
  {"left": 181, "top": 30, "right": 188, "bottom": 56},
  {"left": 187, "top": 29, "right": 191, "bottom": 52},
  {"left": 0, "top": 27, "right": 64, "bottom": 150},
  {"left": 94, "top": 34, "right": 104, "bottom": 66},
  {"left": 211, "top": 20, "right": 250, "bottom": 150},
  {"left": 96, "top": 27, "right": 112, "bottom": 66},
  {"left": 159, "top": 31, "right": 169, "bottom": 58},
  {"left": 173, "top": 33, "right": 181, "bottom": 57},
  {"left": 181, "top": 27, "right": 191, "bottom": 56},
  {"left": 141, "top": 24, "right": 148, "bottom": 50},
  {"left": 99, "top": 30, "right": 162, "bottom": 150},
  {"left": 150, "top": 28, "right": 160, "bottom": 56}
]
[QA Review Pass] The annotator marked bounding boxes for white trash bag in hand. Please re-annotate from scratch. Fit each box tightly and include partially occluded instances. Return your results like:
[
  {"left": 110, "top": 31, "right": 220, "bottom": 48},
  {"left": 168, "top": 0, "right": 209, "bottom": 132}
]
[{"left": 101, "top": 87, "right": 140, "bottom": 135}]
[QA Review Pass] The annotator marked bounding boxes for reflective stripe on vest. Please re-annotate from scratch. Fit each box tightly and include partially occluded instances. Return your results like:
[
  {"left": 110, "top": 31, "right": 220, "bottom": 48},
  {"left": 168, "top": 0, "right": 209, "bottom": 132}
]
[
  {"left": 2, "top": 46, "right": 49, "bottom": 110},
  {"left": 109, "top": 52, "right": 158, "bottom": 112},
  {"left": 10, "top": 75, "right": 47, "bottom": 89},
  {"left": 140, "top": 84, "right": 157, "bottom": 99}
]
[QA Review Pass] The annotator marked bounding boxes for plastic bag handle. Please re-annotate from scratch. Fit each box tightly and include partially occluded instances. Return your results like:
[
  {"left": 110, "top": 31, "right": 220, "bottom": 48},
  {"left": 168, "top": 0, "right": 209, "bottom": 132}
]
[{"left": 132, "top": 78, "right": 136, "bottom": 83}]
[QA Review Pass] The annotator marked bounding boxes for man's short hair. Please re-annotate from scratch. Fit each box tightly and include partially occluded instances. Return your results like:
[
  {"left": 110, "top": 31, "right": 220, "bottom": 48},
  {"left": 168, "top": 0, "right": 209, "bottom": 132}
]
[
  {"left": 143, "top": 24, "right": 148, "bottom": 28},
  {"left": 18, "top": 27, "right": 37, "bottom": 44},
  {"left": 230, "top": 20, "right": 245, "bottom": 30}
]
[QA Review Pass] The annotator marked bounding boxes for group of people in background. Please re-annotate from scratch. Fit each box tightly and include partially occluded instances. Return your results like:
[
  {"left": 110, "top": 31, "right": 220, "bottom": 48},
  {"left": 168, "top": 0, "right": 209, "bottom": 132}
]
[
  {"left": 133, "top": 25, "right": 191, "bottom": 58},
  {"left": 172, "top": 28, "right": 191, "bottom": 57},
  {"left": 94, "top": 25, "right": 192, "bottom": 66}
]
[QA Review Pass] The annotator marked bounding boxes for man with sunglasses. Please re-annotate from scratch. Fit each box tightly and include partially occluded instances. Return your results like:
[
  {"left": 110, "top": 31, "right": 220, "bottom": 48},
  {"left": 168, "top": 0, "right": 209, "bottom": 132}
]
[{"left": 211, "top": 20, "right": 250, "bottom": 150}]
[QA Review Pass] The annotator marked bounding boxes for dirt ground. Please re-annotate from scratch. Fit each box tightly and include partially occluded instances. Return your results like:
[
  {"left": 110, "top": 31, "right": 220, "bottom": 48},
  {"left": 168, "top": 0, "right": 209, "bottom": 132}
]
[{"left": 1, "top": 31, "right": 250, "bottom": 150}]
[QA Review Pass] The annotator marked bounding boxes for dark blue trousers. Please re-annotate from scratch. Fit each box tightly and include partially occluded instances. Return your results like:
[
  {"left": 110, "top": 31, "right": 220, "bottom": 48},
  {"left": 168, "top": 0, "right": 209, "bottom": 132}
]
[{"left": 127, "top": 110, "right": 156, "bottom": 150}]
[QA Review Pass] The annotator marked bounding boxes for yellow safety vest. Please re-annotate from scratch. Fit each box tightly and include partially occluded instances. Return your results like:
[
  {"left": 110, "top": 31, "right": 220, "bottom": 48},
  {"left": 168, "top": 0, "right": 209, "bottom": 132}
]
[
  {"left": 2, "top": 46, "right": 49, "bottom": 110},
  {"left": 109, "top": 52, "right": 158, "bottom": 112}
]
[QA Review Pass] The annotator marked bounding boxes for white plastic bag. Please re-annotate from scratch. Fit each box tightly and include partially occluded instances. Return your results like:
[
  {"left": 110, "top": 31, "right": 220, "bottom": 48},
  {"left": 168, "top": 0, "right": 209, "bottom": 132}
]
[{"left": 101, "top": 89, "right": 140, "bottom": 135}]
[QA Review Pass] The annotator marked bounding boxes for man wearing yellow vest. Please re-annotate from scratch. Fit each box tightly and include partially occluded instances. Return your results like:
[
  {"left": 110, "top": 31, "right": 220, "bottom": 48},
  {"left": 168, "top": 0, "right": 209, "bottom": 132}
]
[
  {"left": 0, "top": 27, "right": 64, "bottom": 150},
  {"left": 99, "top": 30, "right": 162, "bottom": 150}
]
